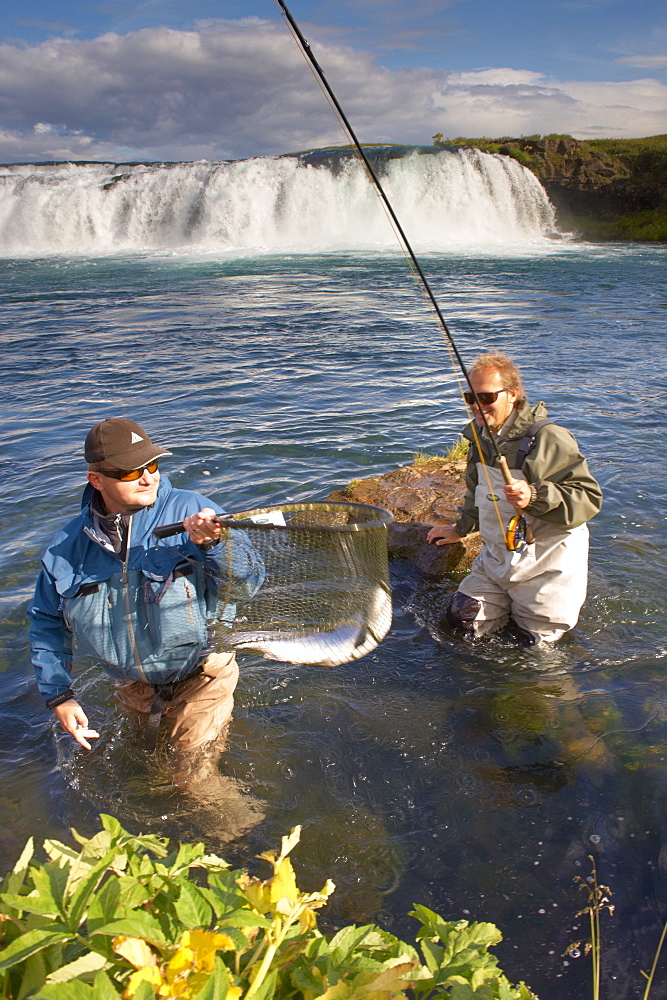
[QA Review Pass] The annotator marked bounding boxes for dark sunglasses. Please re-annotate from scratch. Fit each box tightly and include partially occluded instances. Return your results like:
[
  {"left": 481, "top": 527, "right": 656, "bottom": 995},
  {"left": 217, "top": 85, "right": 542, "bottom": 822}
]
[
  {"left": 96, "top": 459, "right": 159, "bottom": 482},
  {"left": 463, "top": 389, "right": 508, "bottom": 406}
]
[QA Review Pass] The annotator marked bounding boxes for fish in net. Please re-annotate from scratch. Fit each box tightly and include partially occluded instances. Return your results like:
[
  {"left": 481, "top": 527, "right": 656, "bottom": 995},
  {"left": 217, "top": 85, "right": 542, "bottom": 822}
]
[
  {"left": 155, "top": 501, "right": 393, "bottom": 667},
  {"left": 215, "top": 502, "right": 393, "bottom": 666}
]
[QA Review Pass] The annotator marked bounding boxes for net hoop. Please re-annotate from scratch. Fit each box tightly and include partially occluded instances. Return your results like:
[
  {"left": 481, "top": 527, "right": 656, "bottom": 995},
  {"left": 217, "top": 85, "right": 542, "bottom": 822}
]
[
  {"left": 225, "top": 501, "right": 394, "bottom": 532},
  {"left": 214, "top": 500, "right": 394, "bottom": 666}
]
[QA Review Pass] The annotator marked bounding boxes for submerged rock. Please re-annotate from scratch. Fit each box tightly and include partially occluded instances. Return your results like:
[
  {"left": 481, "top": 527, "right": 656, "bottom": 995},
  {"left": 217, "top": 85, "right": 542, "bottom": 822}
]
[{"left": 328, "top": 456, "right": 481, "bottom": 579}]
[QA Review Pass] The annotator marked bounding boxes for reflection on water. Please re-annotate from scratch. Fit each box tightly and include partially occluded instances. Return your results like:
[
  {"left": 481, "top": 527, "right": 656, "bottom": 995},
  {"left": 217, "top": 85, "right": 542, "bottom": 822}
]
[{"left": 0, "top": 244, "right": 666, "bottom": 1000}]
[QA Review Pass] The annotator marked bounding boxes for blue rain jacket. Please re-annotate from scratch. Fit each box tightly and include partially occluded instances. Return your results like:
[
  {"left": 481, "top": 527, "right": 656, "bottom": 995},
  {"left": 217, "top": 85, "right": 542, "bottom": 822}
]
[{"left": 29, "top": 476, "right": 264, "bottom": 701}]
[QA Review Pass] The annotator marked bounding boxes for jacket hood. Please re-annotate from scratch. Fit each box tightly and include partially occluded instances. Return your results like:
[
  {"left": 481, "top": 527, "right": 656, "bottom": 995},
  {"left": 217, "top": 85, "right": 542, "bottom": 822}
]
[{"left": 505, "top": 399, "right": 549, "bottom": 439}]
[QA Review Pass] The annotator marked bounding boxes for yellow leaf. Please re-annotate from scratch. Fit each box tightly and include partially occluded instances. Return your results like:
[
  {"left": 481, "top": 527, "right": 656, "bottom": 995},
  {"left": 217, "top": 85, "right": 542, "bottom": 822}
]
[
  {"left": 278, "top": 826, "right": 302, "bottom": 861},
  {"left": 258, "top": 826, "right": 301, "bottom": 871},
  {"left": 182, "top": 929, "right": 233, "bottom": 972},
  {"left": 123, "top": 965, "right": 163, "bottom": 998},
  {"left": 113, "top": 936, "right": 158, "bottom": 969},
  {"left": 238, "top": 874, "right": 272, "bottom": 913},
  {"left": 222, "top": 964, "right": 243, "bottom": 1000},
  {"left": 270, "top": 857, "right": 297, "bottom": 905},
  {"left": 298, "top": 908, "right": 316, "bottom": 931},
  {"left": 158, "top": 979, "right": 189, "bottom": 998},
  {"left": 165, "top": 944, "right": 195, "bottom": 978}
]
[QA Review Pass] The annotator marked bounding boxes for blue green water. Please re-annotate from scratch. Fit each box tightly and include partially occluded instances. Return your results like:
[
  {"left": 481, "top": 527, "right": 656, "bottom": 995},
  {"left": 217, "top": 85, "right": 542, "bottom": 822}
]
[{"left": 1, "top": 242, "right": 666, "bottom": 999}]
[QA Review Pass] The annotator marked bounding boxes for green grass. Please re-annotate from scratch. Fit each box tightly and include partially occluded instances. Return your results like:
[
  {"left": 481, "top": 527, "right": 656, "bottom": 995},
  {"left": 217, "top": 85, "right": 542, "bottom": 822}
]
[{"left": 413, "top": 439, "right": 468, "bottom": 465}]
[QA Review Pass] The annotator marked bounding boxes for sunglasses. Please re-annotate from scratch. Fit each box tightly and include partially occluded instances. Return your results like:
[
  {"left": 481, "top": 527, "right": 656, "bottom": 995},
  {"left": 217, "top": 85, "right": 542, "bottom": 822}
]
[
  {"left": 96, "top": 459, "right": 159, "bottom": 482},
  {"left": 463, "top": 389, "right": 509, "bottom": 406}
]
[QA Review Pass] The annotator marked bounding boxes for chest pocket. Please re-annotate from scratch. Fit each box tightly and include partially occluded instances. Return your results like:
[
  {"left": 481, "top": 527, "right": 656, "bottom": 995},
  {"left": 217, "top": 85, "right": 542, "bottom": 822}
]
[
  {"left": 142, "top": 566, "right": 209, "bottom": 651},
  {"left": 63, "top": 564, "right": 209, "bottom": 678}
]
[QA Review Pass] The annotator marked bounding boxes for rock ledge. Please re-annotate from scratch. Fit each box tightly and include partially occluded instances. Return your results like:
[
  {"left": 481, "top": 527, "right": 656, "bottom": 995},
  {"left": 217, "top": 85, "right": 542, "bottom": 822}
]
[{"left": 328, "top": 457, "right": 480, "bottom": 579}]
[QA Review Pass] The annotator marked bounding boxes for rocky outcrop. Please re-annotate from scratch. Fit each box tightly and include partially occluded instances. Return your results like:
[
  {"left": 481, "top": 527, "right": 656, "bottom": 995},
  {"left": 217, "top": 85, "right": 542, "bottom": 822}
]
[
  {"left": 327, "top": 457, "right": 481, "bottom": 579},
  {"left": 433, "top": 133, "right": 667, "bottom": 241}
]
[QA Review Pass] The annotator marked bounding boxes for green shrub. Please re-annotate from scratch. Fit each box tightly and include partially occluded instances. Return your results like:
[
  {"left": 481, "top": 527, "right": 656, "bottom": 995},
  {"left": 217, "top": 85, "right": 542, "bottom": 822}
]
[{"left": 0, "top": 816, "right": 537, "bottom": 1000}]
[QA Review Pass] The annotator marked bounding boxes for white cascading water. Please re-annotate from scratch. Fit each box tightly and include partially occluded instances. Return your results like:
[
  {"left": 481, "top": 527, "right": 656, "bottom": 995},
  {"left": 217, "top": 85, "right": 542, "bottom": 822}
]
[{"left": 0, "top": 147, "right": 557, "bottom": 254}]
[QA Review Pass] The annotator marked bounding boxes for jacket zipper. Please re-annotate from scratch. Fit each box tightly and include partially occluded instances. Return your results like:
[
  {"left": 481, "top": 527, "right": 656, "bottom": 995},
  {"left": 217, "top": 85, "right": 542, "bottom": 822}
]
[{"left": 120, "top": 517, "right": 147, "bottom": 683}]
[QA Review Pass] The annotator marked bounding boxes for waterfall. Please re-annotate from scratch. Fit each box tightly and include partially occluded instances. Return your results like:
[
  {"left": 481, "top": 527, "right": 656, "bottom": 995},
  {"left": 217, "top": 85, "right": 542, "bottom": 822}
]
[{"left": 0, "top": 146, "right": 557, "bottom": 254}]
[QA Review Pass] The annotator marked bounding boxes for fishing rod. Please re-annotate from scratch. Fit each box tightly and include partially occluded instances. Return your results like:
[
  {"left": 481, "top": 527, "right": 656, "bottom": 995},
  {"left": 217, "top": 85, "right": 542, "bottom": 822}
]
[{"left": 273, "top": 0, "right": 529, "bottom": 550}]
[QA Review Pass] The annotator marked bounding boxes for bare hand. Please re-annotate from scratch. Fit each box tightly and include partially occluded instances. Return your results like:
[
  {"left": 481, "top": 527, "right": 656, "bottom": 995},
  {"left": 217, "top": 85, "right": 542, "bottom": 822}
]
[
  {"left": 183, "top": 508, "right": 224, "bottom": 545},
  {"left": 53, "top": 699, "right": 99, "bottom": 750},
  {"left": 503, "top": 479, "right": 532, "bottom": 509},
  {"left": 426, "top": 525, "right": 461, "bottom": 546}
]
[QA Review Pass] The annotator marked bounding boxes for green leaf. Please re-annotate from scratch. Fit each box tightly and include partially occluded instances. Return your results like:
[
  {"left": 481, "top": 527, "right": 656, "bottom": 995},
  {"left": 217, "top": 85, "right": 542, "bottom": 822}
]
[
  {"left": 128, "top": 980, "right": 156, "bottom": 1000},
  {"left": 92, "top": 912, "right": 169, "bottom": 946},
  {"left": 164, "top": 842, "right": 206, "bottom": 874},
  {"left": 0, "top": 891, "right": 58, "bottom": 919},
  {"left": 38, "top": 971, "right": 119, "bottom": 1000},
  {"left": 43, "top": 840, "right": 84, "bottom": 867},
  {"left": 16, "top": 950, "right": 47, "bottom": 1000},
  {"left": 0, "top": 925, "right": 73, "bottom": 970},
  {"left": 419, "top": 938, "right": 444, "bottom": 974},
  {"left": 34, "top": 981, "right": 97, "bottom": 1000},
  {"left": 207, "top": 873, "right": 246, "bottom": 904},
  {"left": 114, "top": 877, "right": 151, "bottom": 910},
  {"left": 86, "top": 877, "right": 123, "bottom": 932},
  {"left": 92, "top": 970, "right": 123, "bottom": 1000},
  {"left": 1, "top": 837, "right": 34, "bottom": 897},
  {"left": 210, "top": 926, "right": 249, "bottom": 953},
  {"left": 79, "top": 830, "right": 115, "bottom": 860},
  {"left": 410, "top": 904, "right": 448, "bottom": 934},
  {"left": 317, "top": 959, "right": 417, "bottom": 1000},
  {"left": 218, "top": 908, "right": 272, "bottom": 929},
  {"left": 99, "top": 815, "right": 123, "bottom": 841},
  {"left": 447, "top": 984, "right": 477, "bottom": 1000},
  {"left": 246, "top": 967, "right": 277, "bottom": 1000},
  {"left": 174, "top": 883, "right": 213, "bottom": 930},
  {"left": 20, "top": 865, "right": 66, "bottom": 920},
  {"left": 195, "top": 854, "right": 230, "bottom": 873},
  {"left": 191, "top": 956, "right": 229, "bottom": 1000},
  {"left": 329, "top": 925, "right": 376, "bottom": 963},
  {"left": 68, "top": 849, "right": 122, "bottom": 929},
  {"left": 292, "top": 966, "right": 325, "bottom": 993},
  {"left": 44, "top": 951, "right": 109, "bottom": 983}
]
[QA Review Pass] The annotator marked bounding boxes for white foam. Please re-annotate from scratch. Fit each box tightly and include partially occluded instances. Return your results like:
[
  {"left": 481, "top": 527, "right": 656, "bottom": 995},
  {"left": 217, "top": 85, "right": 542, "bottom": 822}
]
[{"left": 0, "top": 148, "right": 557, "bottom": 255}]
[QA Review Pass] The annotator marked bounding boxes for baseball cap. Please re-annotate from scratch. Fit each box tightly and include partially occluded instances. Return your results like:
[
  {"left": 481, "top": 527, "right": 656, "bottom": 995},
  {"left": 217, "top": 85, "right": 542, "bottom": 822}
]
[{"left": 85, "top": 418, "right": 172, "bottom": 470}]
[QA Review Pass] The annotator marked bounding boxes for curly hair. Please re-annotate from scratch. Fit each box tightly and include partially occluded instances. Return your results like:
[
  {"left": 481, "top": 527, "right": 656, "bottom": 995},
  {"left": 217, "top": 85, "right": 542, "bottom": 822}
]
[{"left": 468, "top": 351, "right": 526, "bottom": 404}]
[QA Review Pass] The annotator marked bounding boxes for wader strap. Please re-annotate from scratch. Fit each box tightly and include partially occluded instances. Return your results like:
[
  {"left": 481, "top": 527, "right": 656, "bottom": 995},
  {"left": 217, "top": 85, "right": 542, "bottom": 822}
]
[
  {"left": 515, "top": 419, "right": 552, "bottom": 471},
  {"left": 143, "top": 663, "right": 205, "bottom": 752}
]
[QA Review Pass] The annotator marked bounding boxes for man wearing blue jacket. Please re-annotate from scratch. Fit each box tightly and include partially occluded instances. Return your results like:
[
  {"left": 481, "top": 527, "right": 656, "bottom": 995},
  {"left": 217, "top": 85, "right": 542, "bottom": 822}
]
[{"left": 29, "top": 417, "right": 264, "bottom": 755}]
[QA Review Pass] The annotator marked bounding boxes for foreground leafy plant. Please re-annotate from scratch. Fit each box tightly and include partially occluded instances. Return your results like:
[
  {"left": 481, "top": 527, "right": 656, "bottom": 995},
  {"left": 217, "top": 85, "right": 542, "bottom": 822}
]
[{"left": 0, "top": 816, "right": 537, "bottom": 999}]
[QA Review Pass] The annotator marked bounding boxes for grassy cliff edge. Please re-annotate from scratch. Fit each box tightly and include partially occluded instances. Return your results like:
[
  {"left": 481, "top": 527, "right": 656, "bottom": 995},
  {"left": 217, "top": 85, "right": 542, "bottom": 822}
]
[{"left": 433, "top": 133, "right": 667, "bottom": 241}]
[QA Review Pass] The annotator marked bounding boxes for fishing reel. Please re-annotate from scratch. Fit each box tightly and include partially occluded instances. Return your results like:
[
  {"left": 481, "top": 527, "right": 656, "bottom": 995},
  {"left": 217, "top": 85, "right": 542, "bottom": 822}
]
[{"left": 505, "top": 514, "right": 528, "bottom": 552}]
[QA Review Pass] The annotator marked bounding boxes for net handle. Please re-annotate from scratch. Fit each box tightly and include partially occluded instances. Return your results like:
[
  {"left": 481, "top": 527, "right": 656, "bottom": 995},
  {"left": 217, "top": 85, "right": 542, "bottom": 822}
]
[
  {"left": 153, "top": 516, "right": 265, "bottom": 539},
  {"left": 153, "top": 503, "right": 394, "bottom": 539}
]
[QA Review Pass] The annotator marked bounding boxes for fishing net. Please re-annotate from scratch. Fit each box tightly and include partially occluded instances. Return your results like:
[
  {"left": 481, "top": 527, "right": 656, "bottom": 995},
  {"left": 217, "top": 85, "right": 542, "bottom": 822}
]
[{"left": 214, "top": 501, "right": 393, "bottom": 667}]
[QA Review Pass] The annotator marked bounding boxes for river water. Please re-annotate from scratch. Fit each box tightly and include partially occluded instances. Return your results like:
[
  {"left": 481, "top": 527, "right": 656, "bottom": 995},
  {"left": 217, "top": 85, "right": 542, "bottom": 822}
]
[{"left": 1, "top": 152, "right": 666, "bottom": 999}]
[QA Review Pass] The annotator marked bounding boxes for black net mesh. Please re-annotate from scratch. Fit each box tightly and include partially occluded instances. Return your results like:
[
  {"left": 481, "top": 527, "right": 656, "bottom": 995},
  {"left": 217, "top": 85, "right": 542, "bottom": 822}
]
[{"left": 214, "top": 501, "right": 393, "bottom": 666}]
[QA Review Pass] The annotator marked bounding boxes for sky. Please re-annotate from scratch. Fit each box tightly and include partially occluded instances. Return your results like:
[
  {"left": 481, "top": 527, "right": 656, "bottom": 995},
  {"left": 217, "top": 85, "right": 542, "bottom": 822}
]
[{"left": 0, "top": 0, "right": 665, "bottom": 163}]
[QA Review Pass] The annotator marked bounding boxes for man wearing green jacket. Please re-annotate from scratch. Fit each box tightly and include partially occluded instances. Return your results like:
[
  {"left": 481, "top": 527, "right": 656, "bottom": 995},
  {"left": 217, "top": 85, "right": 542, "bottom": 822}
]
[{"left": 427, "top": 352, "right": 602, "bottom": 644}]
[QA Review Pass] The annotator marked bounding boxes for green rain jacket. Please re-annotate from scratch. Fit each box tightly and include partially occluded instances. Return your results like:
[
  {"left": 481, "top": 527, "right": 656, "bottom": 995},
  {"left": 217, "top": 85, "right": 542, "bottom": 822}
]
[{"left": 454, "top": 400, "right": 603, "bottom": 538}]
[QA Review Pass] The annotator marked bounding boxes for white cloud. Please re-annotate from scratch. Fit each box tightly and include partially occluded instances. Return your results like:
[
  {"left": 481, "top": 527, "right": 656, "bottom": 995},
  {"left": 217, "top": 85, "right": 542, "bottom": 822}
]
[
  {"left": 446, "top": 68, "right": 546, "bottom": 87},
  {"left": 617, "top": 53, "right": 667, "bottom": 70},
  {"left": 0, "top": 19, "right": 665, "bottom": 164}
]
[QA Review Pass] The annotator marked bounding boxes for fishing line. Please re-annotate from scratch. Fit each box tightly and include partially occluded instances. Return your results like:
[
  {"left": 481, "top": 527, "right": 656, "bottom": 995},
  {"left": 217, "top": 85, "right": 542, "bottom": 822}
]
[{"left": 273, "top": 0, "right": 526, "bottom": 550}]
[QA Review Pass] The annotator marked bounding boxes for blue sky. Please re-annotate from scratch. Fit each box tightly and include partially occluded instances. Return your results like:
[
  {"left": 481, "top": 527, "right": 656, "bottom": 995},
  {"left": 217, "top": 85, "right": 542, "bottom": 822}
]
[{"left": 0, "top": 0, "right": 665, "bottom": 162}]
